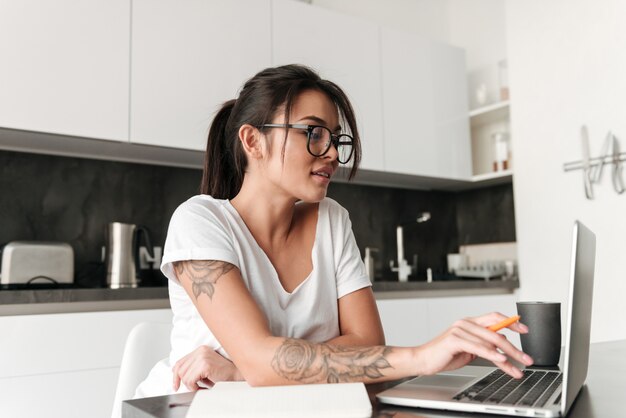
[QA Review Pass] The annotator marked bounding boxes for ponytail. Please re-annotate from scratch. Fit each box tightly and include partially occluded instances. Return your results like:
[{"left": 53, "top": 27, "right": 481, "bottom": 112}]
[{"left": 200, "top": 99, "right": 244, "bottom": 199}]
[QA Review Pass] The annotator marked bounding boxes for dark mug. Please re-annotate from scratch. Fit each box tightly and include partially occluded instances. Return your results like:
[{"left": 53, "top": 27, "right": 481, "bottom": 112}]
[{"left": 516, "top": 302, "right": 561, "bottom": 366}]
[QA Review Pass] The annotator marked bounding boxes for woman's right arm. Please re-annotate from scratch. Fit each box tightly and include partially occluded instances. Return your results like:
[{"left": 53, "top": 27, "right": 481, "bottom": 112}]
[{"left": 173, "top": 259, "right": 532, "bottom": 386}]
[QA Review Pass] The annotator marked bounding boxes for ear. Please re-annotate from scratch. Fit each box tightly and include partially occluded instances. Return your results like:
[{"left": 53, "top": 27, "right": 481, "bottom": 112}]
[{"left": 238, "top": 124, "right": 264, "bottom": 160}]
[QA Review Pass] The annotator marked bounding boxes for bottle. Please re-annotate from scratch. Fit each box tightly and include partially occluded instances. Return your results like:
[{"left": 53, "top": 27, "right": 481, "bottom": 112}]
[{"left": 492, "top": 132, "right": 510, "bottom": 172}]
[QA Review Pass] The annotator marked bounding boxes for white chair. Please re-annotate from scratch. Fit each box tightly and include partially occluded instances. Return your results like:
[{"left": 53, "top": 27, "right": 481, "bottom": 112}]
[{"left": 110, "top": 321, "right": 172, "bottom": 418}]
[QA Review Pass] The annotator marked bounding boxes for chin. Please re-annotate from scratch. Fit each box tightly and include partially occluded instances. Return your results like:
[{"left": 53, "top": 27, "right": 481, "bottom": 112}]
[{"left": 298, "top": 189, "right": 328, "bottom": 203}]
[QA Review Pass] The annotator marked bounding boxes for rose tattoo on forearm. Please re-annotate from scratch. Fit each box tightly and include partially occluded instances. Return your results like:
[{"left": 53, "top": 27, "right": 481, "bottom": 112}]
[
  {"left": 174, "top": 260, "right": 234, "bottom": 300},
  {"left": 271, "top": 338, "right": 393, "bottom": 383}
]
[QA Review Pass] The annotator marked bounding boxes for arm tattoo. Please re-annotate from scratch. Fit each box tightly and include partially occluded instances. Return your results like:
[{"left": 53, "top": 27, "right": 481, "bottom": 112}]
[
  {"left": 271, "top": 338, "right": 393, "bottom": 383},
  {"left": 174, "top": 260, "right": 234, "bottom": 300}
]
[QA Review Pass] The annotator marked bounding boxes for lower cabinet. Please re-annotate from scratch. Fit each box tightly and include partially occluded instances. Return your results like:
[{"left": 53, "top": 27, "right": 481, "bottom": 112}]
[
  {"left": 376, "top": 293, "right": 519, "bottom": 347},
  {"left": 0, "top": 294, "right": 515, "bottom": 418},
  {"left": 0, "top": 308, "right": 173, "bottom": 418}
]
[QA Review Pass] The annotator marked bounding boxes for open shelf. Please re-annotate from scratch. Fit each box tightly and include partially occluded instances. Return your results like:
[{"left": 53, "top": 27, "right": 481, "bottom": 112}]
[
  {"left": 469, "top": 101, "right": 510, "bottom": 127},
  {"left": 471, "top": 169, "right": 513, "bottom": 184},
  {"left": 469, "top": 99, "right": 512, "bottom": 178}
]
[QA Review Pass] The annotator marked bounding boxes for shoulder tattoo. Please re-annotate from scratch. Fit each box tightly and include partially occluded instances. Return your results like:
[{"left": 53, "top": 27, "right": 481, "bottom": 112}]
[
  {"left": 271, "top": 338, "right": 392, "bottom": 383},
  {"left": 174, "top": 260, "right": 234, "bottom": 300}
]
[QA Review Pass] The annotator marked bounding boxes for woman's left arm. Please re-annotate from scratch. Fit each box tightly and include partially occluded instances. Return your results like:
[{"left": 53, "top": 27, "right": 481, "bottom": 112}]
[{"left": 326, "top": 287, "right": 385, "bottom": 346}]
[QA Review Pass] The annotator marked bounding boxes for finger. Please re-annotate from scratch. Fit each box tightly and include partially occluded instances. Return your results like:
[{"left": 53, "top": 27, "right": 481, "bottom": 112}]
[
  {"left": 451, "top": 331, "right": 507, "bottom": 364},
  {"left": 184, "top": 376, "right": 200, "bottom": 391},
  {"left": 199, "top": 378, "right": 215, "bottom": 389},
  {"left": 449, "top": 326, "right": 497, "bottom": 353},
  {"left": 492, "top": 359, "right": 524, "bottom": 379},
  {"left": 470, "top": 312, "right": 510, "bottom": 327},
  {"left": 173, "top": 372, "right": 181, "bottom": 391},
  {"left": 172, "top": 358, "right": 186, "bottom": 391},
  {"left": 183, "top": 356, "right": 212, "bottom": 391},
  {"left": 456, "top": 319, "right": 534, "bottom": 366},
  {"left": 509, "top": 321, "right": 529, "bottom": 333},
  {"left": 176, "top": 360, "right": 195, "bottom": 390}
]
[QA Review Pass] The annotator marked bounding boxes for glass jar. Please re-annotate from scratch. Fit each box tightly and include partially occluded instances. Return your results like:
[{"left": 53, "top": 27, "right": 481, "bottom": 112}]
[{"left": 498, "top": 59, "right": 509, "bottom": 101}]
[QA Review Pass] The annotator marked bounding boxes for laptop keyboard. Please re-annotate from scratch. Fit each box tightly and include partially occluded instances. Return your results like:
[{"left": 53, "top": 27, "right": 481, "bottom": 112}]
[{"left": 453, "top": 369, "right": 562, "bottom": 407}]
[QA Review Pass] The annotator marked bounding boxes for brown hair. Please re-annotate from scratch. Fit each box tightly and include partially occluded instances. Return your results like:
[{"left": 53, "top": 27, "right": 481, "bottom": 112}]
[{"left": 201, "top": 64, "right": 361, "bottom": 199}]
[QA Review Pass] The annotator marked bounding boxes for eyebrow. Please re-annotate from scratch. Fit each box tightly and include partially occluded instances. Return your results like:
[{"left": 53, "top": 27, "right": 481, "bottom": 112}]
[{"left": 296, "top": 115, "right": 342, "bottom": 132}]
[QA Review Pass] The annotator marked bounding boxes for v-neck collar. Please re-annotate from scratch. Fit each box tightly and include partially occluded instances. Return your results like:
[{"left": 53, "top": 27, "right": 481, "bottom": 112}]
[{"left": 223, "top": 199, "right": 323, "bottom": 296}]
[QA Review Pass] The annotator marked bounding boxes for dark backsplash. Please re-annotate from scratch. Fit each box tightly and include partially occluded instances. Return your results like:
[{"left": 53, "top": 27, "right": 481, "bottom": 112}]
[{"left": 0, "top": 150, "right": 515, "bottom": 285}]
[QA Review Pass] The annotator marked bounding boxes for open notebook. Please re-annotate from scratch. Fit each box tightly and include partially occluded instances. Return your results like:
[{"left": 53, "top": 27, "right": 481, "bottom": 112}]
[{"left": 186, "top": 381, "right": 372, "bottom": 418}]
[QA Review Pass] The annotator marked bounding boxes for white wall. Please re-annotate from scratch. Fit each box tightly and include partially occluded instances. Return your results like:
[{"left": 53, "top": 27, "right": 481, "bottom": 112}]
[{"left": 507, "top": 0, "right": 626, "bottom": 342}]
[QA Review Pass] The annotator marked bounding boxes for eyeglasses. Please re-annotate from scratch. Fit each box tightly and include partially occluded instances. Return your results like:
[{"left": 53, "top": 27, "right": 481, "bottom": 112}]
[{"left": 258, "top": 124, "right": 354, "bottom": 164}]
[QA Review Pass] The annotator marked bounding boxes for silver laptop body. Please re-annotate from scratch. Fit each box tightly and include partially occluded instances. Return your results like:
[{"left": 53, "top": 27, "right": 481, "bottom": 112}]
[{"left": 377, "top": 221, "right": 596, "bottom": 417}]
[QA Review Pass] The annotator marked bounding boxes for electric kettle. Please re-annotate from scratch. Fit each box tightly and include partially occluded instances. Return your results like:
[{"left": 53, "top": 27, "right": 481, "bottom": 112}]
[{"left": 105, "top": 222, "right": 154, "bottom": 288}]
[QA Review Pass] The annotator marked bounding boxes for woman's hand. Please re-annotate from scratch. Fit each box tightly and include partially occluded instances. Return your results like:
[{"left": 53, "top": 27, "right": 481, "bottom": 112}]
[
  {"left": 172, "top": 345, "right": 244, "bottom": 391},
  {"left": 414, "top": 312, "right": 533, "bottom": 379}
]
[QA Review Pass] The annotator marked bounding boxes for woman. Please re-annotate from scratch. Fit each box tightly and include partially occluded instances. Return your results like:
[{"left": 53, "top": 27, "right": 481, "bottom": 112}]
[{"left": 135, "top": 64, "right": 531, "bottom": 397}]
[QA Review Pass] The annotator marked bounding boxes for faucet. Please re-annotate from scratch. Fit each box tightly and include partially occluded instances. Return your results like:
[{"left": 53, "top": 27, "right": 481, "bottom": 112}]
[{"left": 390, "top": 212, "right": 431, "bottom": 282}]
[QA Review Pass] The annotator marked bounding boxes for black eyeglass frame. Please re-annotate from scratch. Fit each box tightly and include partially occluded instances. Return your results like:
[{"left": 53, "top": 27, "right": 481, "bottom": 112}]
[{"left": 257, "top": 123, "right": 355, "bottom": 164}]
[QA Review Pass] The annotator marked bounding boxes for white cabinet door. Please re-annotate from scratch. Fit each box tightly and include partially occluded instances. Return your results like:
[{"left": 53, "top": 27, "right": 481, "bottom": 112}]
[
  {"left": 0, "top": 0, "right": 130, "bottom": 141},
  {"left": 376, "top": 293, "right": 519, "bottom": 347},
  {"left": 130, "top": 0, "right": 272, "bottom": 151},
  {"left": 430, "top": 40, "right": 472, "bottom": 179},
  {"left": 376, "top": 297, "right": 431, "bottom": 346},
  {"left": 272, "top": 0, "right": 384, "bottom": 171},
  {"left": 0, "top": 308, "right": 172, "bottom": 418},
  {"left": 381, "top": 28, "right": 471, "bottom": 179}
]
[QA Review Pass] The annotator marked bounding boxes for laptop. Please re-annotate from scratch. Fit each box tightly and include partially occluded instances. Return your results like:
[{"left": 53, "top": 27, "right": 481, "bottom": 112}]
[{"left": 377, "top": 220, "right": 596, "bottom": 417}]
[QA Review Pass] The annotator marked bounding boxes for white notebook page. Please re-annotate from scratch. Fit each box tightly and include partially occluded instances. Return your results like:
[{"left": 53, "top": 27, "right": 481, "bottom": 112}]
[{"left": 186, "top": 381, "right": 372, "bottom": 418}]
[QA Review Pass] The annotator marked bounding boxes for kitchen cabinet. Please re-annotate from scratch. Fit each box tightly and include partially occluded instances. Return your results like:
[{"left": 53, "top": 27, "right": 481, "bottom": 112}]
[
  {"left": 0, "top": 0, "right": 478, "bottom": 189},
  {"left": 130, "top": 0, "right": 272, "bottom": 150},
  {"left": 0, "top": 308, "right": 172, "bottom": 418},
  {"left": 381, "top": 27, "right": 472, "bottom": 180},
  {"left": 376, "top": 292, "right": 519, "bottom": 347},
  {"left": 0, "top": 0, "right": 130, "bottom": 141},
  {"left": 271, "top": 0, "right": 385, "bottom": 171}
]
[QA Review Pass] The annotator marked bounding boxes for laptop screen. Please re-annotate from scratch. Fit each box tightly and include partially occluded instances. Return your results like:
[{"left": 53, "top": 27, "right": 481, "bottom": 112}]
[{"left": 561, "top": 221, "right": 596, "bottom": 415}]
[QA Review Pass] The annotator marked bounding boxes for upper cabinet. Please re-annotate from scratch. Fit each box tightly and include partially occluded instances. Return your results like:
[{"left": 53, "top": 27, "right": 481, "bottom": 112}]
[
  {"left": 271, "top": 0, "right": 384, "bottom": 171},
  {"left": 0, "top": 0, "right": 476, "bottom": 187},
  {"left": 381, "top": 27, "right": 471, "bottom": 180},
  {"left": 0, "top": 0, "right": 130, "bottom": 141},
  {"left": 130, "top": 0, "right": 272, "bottom": 151}
]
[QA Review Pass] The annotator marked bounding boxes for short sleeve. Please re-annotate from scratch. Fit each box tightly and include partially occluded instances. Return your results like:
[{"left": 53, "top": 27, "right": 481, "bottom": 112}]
[
  {"left": 328, "top": 200, "right": 372, "bottom": 298},
  {"left": 160, "top": 196, "right": 240, "bottom": 284}
]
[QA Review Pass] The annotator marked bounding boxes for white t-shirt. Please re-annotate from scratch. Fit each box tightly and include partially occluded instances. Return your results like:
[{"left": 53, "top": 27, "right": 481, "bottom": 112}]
[{"left": 134, "top": 195, "right": 371, "bottom": 397}]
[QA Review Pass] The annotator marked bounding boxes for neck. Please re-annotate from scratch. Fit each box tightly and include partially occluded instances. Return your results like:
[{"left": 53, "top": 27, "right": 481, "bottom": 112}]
[{"left": 229, "top": 175, "right": 298, "bottom": 247}]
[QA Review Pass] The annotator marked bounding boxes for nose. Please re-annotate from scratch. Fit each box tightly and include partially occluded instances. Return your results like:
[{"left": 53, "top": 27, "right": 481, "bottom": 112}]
[{"left": 322, "top": 138, "right": 339, "bottom": 162}]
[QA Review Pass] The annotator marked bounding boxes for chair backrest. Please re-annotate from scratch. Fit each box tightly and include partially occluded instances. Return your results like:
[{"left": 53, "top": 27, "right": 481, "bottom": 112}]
[{"left": 110, "top": 321, "right": 172, "bottom": 418}]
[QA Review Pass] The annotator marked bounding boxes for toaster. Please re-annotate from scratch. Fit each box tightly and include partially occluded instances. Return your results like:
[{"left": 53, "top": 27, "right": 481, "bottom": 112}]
[{"left": 0, "top": 241, "right": 74, "bottom": 285}]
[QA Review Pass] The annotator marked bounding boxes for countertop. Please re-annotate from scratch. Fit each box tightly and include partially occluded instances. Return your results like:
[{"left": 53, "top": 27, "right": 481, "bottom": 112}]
[{"left": 0, "top": 278, "right": 518, "bottom": 316}]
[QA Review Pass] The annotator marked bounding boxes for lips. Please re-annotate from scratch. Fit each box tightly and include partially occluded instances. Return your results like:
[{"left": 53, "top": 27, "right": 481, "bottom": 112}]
[
  {"left": 312, "top": 171, "right": 330, "bottom": 178},
  {"left": 311, "top": 166, "right": 334, "bottom": 179}
]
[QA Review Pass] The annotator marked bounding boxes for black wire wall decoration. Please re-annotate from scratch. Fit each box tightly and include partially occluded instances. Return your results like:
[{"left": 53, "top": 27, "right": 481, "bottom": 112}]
[{"left": 563, "top": 125, "right": 626, "bottom": 200}]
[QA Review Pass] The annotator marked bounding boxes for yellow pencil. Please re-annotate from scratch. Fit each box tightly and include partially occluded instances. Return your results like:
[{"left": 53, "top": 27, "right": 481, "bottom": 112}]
[{"left": 487, "top": 315, "right": 521, "bottom": 332}]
